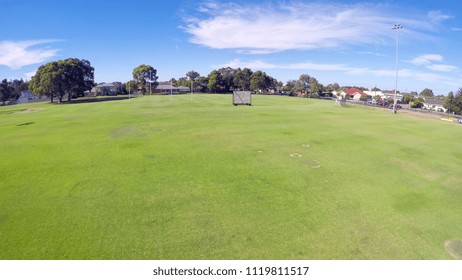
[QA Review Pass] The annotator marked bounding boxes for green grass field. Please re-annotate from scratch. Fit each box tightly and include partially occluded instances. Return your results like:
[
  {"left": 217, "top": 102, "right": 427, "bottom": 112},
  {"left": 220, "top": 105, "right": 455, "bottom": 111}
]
[{"left": 1, "top": 94, "right": 461, "bottom": 259}]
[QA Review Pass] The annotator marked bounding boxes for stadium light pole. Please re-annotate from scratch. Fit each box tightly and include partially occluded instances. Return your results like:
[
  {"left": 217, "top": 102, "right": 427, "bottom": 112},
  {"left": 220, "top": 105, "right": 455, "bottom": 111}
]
[
  {"left": 149, "top": 69, "right": 152, "bottom": 97},
  {"left": 392, "top": 24, "right": 403, "bottom": 114}
]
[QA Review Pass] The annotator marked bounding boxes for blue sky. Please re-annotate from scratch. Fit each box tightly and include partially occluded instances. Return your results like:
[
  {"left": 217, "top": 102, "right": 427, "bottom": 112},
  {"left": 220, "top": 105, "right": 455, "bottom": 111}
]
[{"left": 1, "top": 0, "right": 462, "bottom": 95}]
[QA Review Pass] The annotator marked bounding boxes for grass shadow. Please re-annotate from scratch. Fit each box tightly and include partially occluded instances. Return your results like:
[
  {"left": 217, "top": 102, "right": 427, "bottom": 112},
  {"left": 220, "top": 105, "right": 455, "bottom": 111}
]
[
  {"left": 17, "top": 122, "right": 35, "bottom": 126},
  {"left": 58, "top": 96, "right": 132, "bottom": 105}
]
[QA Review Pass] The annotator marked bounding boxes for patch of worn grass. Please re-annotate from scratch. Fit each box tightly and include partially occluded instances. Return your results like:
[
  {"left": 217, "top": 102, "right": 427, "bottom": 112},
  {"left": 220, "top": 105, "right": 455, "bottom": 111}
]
[{"left": 445, "top": 240, "right": 462, "bottom": 259}]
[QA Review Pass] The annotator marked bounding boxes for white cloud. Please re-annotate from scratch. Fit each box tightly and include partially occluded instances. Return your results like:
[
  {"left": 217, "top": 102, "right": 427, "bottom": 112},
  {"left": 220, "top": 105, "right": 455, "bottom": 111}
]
[
  {"left": 410, "top": 54, "right": 458, "bottom": 73},
  {"left": 184, "top": 2, "right": 393, "bottom": 53},
  {"left": 183, "top": 2, "right": 440, "bottom": 54},
  {"left": 427, "top": 11, "right": 453, "bottom": 24},
  {"left": 219, "top": 59, "right": 355, "bottom": 72},
  {"left": 0, "top": 40, "right": 61, "bottom": 69},
  {"left": 426, "top": 64, "right": 458, "bottom": 72},
  {"left": 359, "top": 51, "right": 385, "bottom": 57},
  {"left": 411, "top": 54, "right": 444, "bottom": 65}
]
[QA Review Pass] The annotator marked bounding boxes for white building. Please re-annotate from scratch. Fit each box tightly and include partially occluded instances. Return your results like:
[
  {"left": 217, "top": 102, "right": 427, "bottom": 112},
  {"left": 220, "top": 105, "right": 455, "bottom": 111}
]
[
  {"left": 423, "top": 99, "right": 447, "bottom": 113},
  {"left": 91, "top": 83, "right": 120, "bottom": 96},
  {"left": 339, "top": 88, "right": 370, "bottom": 101},
  {"left": 364, "top": 90, "right": 384, "bottom": 98},
  {"left": 154, "top": 82, "right": 190, "bottom": 94},
  {"left": 16, "top": 90, "right": 45, "bottom": 104}
]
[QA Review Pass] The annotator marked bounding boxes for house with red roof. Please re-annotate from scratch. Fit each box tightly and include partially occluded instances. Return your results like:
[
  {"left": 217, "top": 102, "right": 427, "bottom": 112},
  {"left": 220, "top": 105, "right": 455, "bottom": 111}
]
[{"left": 339, "top": 88, "right": 370, "bottom": 101}]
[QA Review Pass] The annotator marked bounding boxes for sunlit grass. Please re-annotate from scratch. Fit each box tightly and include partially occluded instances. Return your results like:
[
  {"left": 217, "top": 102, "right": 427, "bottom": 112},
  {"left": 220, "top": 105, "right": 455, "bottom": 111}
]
[{"left": 1, "top": 94, "right": 461, "bottom": 259}]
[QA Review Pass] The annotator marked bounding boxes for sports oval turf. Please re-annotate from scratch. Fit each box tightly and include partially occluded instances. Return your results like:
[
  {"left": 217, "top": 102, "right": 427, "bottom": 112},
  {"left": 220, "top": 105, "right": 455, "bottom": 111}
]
[{"left": 1, "top": 94, "right": 461, "bottom": 259}]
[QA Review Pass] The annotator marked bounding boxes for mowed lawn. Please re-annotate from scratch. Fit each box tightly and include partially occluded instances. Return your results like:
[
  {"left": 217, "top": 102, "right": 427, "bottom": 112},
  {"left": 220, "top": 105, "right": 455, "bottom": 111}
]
[{"left": 1, "top": 94, "right": 461, "bottom": 259}]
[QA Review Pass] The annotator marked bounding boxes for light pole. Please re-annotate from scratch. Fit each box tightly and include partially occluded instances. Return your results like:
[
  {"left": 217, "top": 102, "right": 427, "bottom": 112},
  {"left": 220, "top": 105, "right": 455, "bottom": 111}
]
[
  {"left": 149, "top": 69, "right": 152, "bottom": 97},
  {"left": 392, "top": 24, "right": 403, "bottom": 114},
  {"left": 190, "top": 79, "right": 193, "bottom": 101}
]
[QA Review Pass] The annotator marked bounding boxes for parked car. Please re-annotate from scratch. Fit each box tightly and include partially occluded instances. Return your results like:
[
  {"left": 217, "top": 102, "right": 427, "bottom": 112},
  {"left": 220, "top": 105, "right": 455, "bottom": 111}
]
[{"left": 389, "top": 104, "right": 402, "bottom": 110}]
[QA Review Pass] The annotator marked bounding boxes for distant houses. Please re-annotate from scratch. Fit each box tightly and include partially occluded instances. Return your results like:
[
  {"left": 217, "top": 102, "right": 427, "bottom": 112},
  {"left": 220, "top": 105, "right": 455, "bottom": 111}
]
[
  {"left": 334, "top": 88, "right": 408, "bottom": 102},
  {"left": 154, "top": 82, "right": 190, "bottom": 94},
  {"left": 91, "top": 83, "right": 120, "bottom": 96},
  {"left": 382, "top": 91, "right": 404, "bottom": 101},
  {"left": 423, "top": 99, "right": 447, "bottom": 113},
  {"left": 337, "top": 88, "right": 370, "bottom": 101},
  {"left": 88, "top": 81, "right": 191, "bottom": 96},
  {"left": 362, "top": 90, "right": 404, "bottom": 101},
  {"left": 340, "top": 88, "right": 370, "bottom": 101},
  {"left": 334, "top": 87, "right": 449, "bottom": 113}
]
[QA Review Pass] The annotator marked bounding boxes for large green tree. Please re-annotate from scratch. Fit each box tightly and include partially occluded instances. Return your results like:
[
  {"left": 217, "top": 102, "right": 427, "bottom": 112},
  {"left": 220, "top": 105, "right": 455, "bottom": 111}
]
[
  {"left": 176, "top": 77, "right": 189, "bottom": 87},
  {"left": 309, "top": 77, "right": 323, "bottom": 97},
  {"left": 186, "top": 70, "right": 200, "bottom": 92},
  {"left": 250, "top": 71, "right": 273, "bottom": 93},
  {"left": 10, "top": 79, "right": 28, "bottom": 100},
  {"left": 282, "top": 80, "right": 298, "bottom": 96},
  {"left": 0, "top": 79, "right": 26, "bottom": 104},
  {"left": 203, "top": 67, "right": 278, "bottom": 93},
  {"left": 444, "top": 89, "right": 462, "bottom": 115},
  {"left": 207, "top": 70, "right": 222, "bottom": 93},
  {"left": 0, "top": 79, "right": 15, "bottom": 105},
  {"left": 61, "top": 58, "right": 95, "bottom": 101},
  {"left": 195, "top": 76, "right": 209, "bottom": 93},
  {"left": 124, "top": 80, "right": 137, "bottom": 95},
  {"left": 402, "top": 94, "right": 415, "bottom": 104},
  {"left": 217, "top": 67, "right": 235, "bottom": 92},
  {"left": 132, "top": 64, "right": 158, "bottom": 94},
  {"left": 420, "top": 88, "right": 434, "bottom": 98},
  {"left": 325, "top": 83, "right": 340, "bottom": 94},
  {"left": 299, "top": 74, "right": 311, "bottom": 94},
  {"left": 29, "top": 61, "right": 60, "bottom": 103},
  {"left": 29, "top": 58, "right": 94, "bottom": 103},
  {"left": 233, "top": 68, "right": 252, "bottom": 91},
  {"left": 411, "top": 97, "right": 425, "bottom": 108}
]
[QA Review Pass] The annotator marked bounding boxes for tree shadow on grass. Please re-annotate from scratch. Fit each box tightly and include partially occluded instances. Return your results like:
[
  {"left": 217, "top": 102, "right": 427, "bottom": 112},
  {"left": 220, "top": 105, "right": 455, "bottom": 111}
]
[{"left": 64, "top": 96, "right": 132, "bottom": 104}]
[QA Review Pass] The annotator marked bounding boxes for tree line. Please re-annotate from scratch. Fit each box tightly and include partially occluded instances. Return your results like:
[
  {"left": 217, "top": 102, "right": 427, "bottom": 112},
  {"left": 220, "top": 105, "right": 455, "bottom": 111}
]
[
  {"left": 3, "top": 57, "right": 462, "bottom": 114},
  {"left": 163, "top": 68, "right": 337, "bottom": 97}
]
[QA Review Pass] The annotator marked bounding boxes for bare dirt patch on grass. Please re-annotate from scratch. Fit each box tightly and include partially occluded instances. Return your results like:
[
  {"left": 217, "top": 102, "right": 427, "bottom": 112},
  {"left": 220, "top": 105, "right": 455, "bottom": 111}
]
[
  {"left": 303, "top": 159, "right": 321, "bottom": 168},
  {"left": 399, "top": 110, "right": 450, "bottom": 122},
  {"left": 289, "top": 153, "right": 302, "bottom": 158},
  {"left": 445, "top": 240, "right": 462, "bottom": 259},
  {"left": 390, "top": 157, "right": 441, "bottom": 181},
  {"left": 13, "top": 108, "right": 44, "bottom": 114}
]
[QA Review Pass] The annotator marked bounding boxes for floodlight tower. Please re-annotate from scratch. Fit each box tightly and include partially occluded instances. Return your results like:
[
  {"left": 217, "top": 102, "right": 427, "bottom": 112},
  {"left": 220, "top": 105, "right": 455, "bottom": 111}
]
[{"left": 392, "top": 24, "right": 403, "bottom": 114}]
